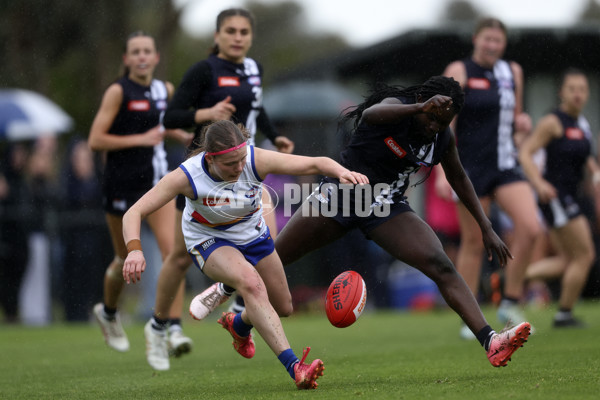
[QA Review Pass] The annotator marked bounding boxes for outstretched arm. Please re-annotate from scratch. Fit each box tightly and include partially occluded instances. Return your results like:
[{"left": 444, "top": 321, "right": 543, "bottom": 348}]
[
  {"left": 122, "top": 168, "right": 191, "bottom": 284},
  {"left": 360, "top": 96, "right": 453, "bottom": 125},
  {"left": 253, "top": 147, "right": 369, "bottom": 185},
  {"left": 440, "top": 134, "right": 512, "bottom": 266}
]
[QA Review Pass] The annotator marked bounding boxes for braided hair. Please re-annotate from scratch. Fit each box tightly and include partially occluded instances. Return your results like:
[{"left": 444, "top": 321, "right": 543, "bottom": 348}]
[{"left": 343, "top": 76, "right": 465, "bottom": 129}]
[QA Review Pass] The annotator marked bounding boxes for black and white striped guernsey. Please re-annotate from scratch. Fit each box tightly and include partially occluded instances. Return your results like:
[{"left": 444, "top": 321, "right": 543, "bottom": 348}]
[{"left": 103, "top": 76, "right": 169, "bottom": 201}]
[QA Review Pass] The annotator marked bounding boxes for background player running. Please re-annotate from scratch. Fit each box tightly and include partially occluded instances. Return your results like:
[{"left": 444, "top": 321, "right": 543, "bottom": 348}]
[
  {"left": 438, "top": 17, "right": 541, "bottom": 338},
  {"left": 88, "top": 31, "right": 193, "bottom": 353},
  {"left": 519, "top": 68, "right": 600, "bottom": 328}
]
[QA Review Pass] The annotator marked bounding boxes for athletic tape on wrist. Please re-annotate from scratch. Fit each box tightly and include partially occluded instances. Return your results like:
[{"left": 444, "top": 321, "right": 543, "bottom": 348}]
[{"left": 126, "top": 239, "right": 142, "bottom": 253}]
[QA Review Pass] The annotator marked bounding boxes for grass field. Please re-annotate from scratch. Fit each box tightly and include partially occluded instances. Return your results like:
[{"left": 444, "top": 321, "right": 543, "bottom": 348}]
[{"left": 1, "top": 301, "right": 599, "bottom": 399}]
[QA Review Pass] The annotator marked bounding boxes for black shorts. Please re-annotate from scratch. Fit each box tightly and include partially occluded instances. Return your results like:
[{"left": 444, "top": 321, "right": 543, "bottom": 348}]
[
  {"left": 103, "top": 187, "right": 148, "bottom": 216},
  {"left": 538, "top": 193, "right": 582, "bottom": 228},
  {"left": 308, "top": 178, "right": 414, "bottom": 235},
  {"left": 464, "top": 166, "right": 525, "bottom": 198}
]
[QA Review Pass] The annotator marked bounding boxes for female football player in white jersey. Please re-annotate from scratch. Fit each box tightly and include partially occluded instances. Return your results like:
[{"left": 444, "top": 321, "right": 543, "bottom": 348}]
[
  {"left": 88, "top": 31, "right": 193, "bottom": 354},
  {"left": 121, "top": 120, "right": 367, "bottom": 389},
  {"left": 143, "top": 8, "right": 293, "bottom": 370}
]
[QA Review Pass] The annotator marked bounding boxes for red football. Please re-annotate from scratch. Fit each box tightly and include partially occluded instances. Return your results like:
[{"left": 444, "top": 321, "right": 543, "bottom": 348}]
[{"left": 325, "top": 270, "right": 367, "bottom": 328}]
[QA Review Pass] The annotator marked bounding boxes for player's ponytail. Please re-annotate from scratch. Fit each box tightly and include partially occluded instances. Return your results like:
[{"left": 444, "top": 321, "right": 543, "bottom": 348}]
[{"left": 188, "top": 120, "right": 250, "bottom": 159}]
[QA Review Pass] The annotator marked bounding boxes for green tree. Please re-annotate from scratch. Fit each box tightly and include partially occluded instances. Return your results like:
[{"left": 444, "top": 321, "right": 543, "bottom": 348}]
[
  {"left": 0, "top": 0, "right": 181, "bottom": 135},
  {"left": 0, "top": 0, "right": 350, "bottom": 136},
  {"left": 578, "top": 0, "right": 600, "bottom": 21},
  {"left": 443, "top": 0, "right": 481, "bottom": 23}
]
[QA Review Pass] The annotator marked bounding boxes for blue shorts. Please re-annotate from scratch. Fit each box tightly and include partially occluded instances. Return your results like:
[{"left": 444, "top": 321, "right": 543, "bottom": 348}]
[
  {"left": 464, "top": 166, "right": 525, "bottom": 198},
  {"left": 538, "top": 193, "right": 582, "bottom": 228},
  {"left": 309, "top": 178, "right": 413, "bottom": 235},
  {"left": 188, "top": 228, "right": 275, "bottom": 271}
]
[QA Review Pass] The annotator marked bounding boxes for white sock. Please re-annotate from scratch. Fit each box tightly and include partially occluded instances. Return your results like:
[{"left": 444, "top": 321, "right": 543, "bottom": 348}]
[{"left": 554, "top": 310, "right": 572, "bottom": 321}]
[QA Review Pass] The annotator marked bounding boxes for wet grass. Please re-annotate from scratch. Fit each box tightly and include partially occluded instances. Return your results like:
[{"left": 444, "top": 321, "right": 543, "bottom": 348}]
[{"left": 1, "top": 301, "right": 599, "bottom": 399}]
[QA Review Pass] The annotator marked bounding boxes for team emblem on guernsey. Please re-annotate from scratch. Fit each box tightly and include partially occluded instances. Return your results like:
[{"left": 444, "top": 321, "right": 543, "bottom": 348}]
[
  {"left": 248, "top": 76, "right": 261, "bottom": 86},
  {"left": 218, "top": 77, "right": 240, "bottom": 87},
  {"left": 245, "top": 185, "right": 260, "bottom": 198},
  {"left": 384, "top": 137, "right": 407, "bottom": 159}
]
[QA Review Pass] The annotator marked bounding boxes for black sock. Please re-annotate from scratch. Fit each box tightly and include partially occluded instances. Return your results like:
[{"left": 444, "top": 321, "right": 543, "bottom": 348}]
[
  {"left": 476, "top": 325, "right": 495, "bottom": 351},
  {"left": 103, "top": 305, "right": 117, "bottom": 320},
  {"left": 169, "top": 318, "right": 182, "bottom": 328},
  {"left": 152, "top": 315, "right": 169, "bottom": 331},
  {"left": 222, "top": 284, "right": 236, "bottom": 296},
  {"left": 235, "top": 296, "right": 245, "bottom": 307}
]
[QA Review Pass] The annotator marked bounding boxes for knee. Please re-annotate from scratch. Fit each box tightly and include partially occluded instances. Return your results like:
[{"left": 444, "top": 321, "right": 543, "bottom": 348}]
[
  {"left": 173, "top": 251, "right": 192, "bottom": 272},
  {"left": 236, "top": 274, "right": 268, "bottom": 301},
  {"left": 588, "top": 246, "right": 596, "bottom": 266},
  {"left": 516, "top": 219, "right": 542, "bottom": 242},
  {"left": 421, "top": 252, "right": 457, "bottom": 282},
  {"left": 106, "top": 256, "right": 124, "bottom": 280},
  {"left": 577, "top": 246, "right": 595, "bottom": 270},
  {"left": 273, "top": 297, "right": 294, "bottom": 317},
  {"left": 460, "top": 231, "right": 484, "bottom": 252}
]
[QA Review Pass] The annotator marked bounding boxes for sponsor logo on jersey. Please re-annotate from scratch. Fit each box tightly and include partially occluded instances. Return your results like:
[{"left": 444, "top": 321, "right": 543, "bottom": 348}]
[
  {"left": 201, "top": 238, "right": 216, "bottom": 250},
  {"left": 565, "top": 127, "right": 584, "bottom": 140},
  {"left": 127, "top": 100, "right": 151, "bottom": 111},
  {"left": 203, "top": 197, "right": 231, "bottom": 207},
  {"left": 384, "top": 137, "right": 407, "bottom": 159},
  {"left": 218, "top": 76, "right": 240, "bottom": 87},
  {"left": 467, "top": 78, "right": 491, "bottom": 90},
  {"left": 248, "top": 76, "right": 261, "bottom": 86}
]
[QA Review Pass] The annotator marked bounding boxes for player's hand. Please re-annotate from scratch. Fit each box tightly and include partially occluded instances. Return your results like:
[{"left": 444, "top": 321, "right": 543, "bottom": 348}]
[
  {"left": 143, "top": 126, "right": 165, "bottom": 146},
  {"left": 338, "top": 170, "right": 369, "bottom": 185},
  {"left": 211, "top": 96, "right": 236, "bottom": 121},
  {"left": 421, "top": 95, "right": 453, "bottom": 115},
  {"left": 123, "top": 251, "right": 146, "bottom": 284},
  {"left": 165, "top": 128, "right": 194, "bottom": 147},
  {"left": 515, "top": 112, "right": 533, "bottom": 134},
  {"left": 481, "top": 226, "right": 513, "bottom": 267},
  {"left": 274, "top": 136, "right": 294, "bottom": 153},
  {"left": 534, "top": 179, "right": 557, "bottom": 204}
]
